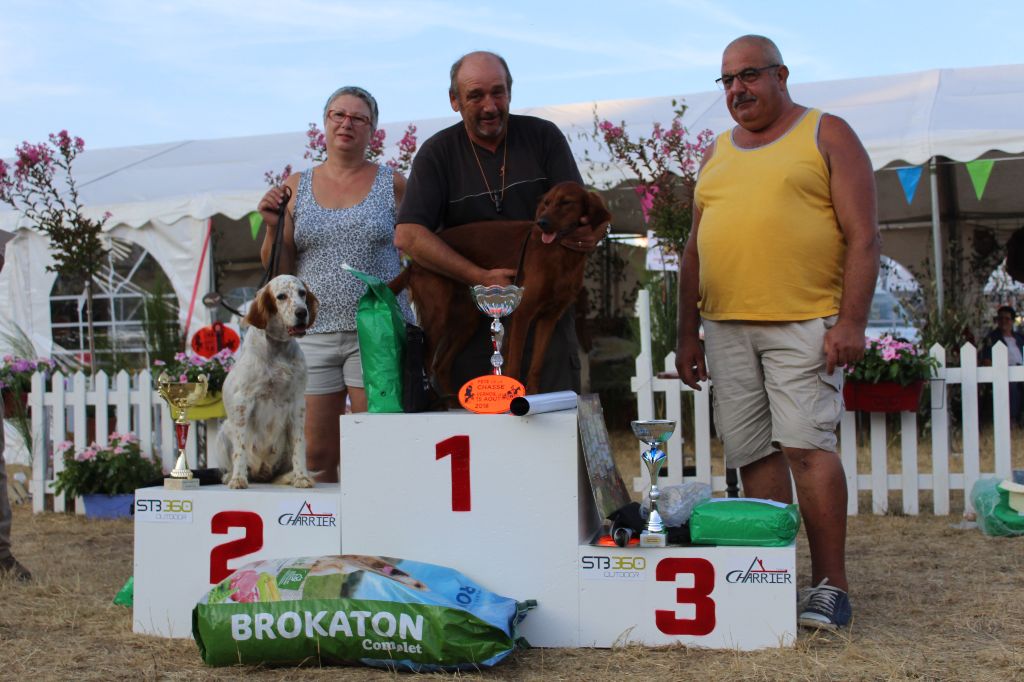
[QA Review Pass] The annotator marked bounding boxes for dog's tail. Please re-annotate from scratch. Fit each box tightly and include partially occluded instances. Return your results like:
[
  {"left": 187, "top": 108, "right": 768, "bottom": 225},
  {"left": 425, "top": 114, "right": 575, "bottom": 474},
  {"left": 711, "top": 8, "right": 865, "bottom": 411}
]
[{"left": 387, "top": 268, "right": 410, "bottom": 295}]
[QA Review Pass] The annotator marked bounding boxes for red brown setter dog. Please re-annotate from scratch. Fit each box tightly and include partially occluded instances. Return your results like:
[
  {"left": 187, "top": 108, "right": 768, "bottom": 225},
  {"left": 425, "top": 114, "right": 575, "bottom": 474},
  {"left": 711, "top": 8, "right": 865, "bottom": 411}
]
[{"left": 391, "top": 181, "right": 612, "bottom": 397}]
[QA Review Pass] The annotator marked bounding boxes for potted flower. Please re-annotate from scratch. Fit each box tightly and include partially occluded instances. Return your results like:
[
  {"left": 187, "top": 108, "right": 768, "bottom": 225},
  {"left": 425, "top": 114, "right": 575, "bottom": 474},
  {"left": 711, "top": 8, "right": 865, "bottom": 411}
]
[
  {"left": 153, "top": 348, "right": 235, "bottom": 420},
  {"left": 52, "top": 432, "right": 163, "bottom": 518},
  {"left": 0, "top": 354, "right": 55, "bottom": 418},
  {"left": 843, "top": 334, "right": 939, "bottom": 412}
]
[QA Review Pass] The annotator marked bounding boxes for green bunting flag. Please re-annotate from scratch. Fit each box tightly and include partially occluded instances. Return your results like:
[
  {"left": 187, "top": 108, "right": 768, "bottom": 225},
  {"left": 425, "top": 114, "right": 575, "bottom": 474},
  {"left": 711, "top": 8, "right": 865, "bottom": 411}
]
[
  {"left": 965, "top": 159, "right": 995, "bottom": 201},
  {"left": 248, "top": 211, "right": 263, "bottom": 240}
]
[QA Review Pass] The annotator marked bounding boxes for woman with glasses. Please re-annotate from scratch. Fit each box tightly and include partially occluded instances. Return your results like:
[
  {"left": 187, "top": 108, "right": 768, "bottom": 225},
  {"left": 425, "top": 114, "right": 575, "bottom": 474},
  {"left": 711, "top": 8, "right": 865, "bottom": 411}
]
[{"left": 257, "top": 86, "right": 413, "bottom": 483}]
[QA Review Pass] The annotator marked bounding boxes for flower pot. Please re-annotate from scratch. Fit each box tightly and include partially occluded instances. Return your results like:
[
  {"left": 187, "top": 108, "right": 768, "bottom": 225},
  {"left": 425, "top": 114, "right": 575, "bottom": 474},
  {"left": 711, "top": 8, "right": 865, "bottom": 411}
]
[
  {"left": 185, "top": 392, "right": 226, "bottom": 421},
  {"left": 843, "top": 380, "right": 925, "bottom": 413},
  {"left": 82, "top": 493, "right": 135, "bottom": 519},
  {"left": 2, "top": 389, "right": 28, "bottom": 419}
]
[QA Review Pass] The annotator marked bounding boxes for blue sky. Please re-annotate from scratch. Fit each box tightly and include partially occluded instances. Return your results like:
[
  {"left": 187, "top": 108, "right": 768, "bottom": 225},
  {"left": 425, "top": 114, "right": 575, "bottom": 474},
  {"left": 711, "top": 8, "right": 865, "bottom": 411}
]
[{"left": 2, "top": 0, "right": 1021, "bottom": 153}]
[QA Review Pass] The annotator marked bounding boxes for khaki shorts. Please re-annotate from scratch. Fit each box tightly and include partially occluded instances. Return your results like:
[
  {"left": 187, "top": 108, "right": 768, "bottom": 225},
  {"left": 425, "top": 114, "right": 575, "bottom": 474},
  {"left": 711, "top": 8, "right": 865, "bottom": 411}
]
[
  {"left": 702, "top": 316, "right": 843, "bottom": 469},
  {"left": 297, "top": 331, "right": 363, "bottom": 395}
]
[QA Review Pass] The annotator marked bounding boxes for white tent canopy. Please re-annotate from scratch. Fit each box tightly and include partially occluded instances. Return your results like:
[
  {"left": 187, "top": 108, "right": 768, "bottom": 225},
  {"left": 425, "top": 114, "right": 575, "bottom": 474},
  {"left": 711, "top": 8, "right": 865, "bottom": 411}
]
[
  {"left": 2, "top": 63, "right": 1023, "bottom": 353},
  {"left": 3, "top": 63, "right": 1022, "bottom": 231}
]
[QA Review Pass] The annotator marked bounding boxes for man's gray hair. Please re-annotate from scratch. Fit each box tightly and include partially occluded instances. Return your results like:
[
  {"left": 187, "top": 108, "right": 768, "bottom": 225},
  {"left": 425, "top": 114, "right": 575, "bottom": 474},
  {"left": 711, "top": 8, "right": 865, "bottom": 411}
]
[
  {"left": 323, "top": 86, "right": 379, "bottom": 129},
  {"left": 725, "top": 35, "right": 784, "bottom": 66},
  {"left": 448, "top": 51, "right": 513, "bottom": 100}
]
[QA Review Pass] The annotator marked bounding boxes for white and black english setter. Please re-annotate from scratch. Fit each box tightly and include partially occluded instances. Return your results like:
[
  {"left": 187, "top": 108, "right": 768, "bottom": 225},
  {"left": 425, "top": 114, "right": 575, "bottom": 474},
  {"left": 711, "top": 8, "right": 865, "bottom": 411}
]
[{"left": 215, "top": 275, "right": 318, "bottom": 489}]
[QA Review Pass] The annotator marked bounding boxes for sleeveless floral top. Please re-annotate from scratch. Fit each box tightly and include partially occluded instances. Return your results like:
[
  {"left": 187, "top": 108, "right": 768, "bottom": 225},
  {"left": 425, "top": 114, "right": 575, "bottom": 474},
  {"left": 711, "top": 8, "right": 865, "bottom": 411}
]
[{"left": 293, "top": 165, "right": 412, "bottom": 333}]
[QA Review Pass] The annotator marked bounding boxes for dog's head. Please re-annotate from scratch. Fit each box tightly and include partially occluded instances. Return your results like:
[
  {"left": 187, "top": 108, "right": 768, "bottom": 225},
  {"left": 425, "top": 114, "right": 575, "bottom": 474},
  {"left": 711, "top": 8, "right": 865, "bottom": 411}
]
[
  {"left": 534, "top": 181, "right": 612, "bottom": 245},
  {"left": 243, "top": 275, "right": 319, "bottom": 340}
]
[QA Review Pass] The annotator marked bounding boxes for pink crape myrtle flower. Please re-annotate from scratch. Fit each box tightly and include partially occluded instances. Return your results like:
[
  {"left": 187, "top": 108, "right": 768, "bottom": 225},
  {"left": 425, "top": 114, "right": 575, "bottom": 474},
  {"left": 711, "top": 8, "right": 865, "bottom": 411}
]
[{"left": 634, "top": 184, "right": 659, "bottom": 224}]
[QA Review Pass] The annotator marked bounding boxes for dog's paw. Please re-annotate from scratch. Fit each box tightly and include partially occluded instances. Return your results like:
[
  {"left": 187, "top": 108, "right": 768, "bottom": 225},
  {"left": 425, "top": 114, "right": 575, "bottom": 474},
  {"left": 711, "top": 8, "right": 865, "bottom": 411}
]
[
  {"left": 227, "top": 476, "right": 249, "bottom": 490},
  {"left": 291, "top": 472, "right": 315, "bottom": 488}
]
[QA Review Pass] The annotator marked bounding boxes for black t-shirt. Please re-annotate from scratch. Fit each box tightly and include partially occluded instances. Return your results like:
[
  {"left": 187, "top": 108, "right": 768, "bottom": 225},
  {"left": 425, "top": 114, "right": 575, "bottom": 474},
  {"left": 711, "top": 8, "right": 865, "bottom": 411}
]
[
  {"left": 397, "top": 114, "right": 584, "bottom": 394},
  {"left": 398, "top": 114, "right": 583, "bottom": 229}
]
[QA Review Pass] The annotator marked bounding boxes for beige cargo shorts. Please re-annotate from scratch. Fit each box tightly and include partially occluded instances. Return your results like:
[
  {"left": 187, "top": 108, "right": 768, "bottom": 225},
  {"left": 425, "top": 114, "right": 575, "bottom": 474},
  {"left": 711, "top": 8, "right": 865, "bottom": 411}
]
[{"left": 702, "top": 316, "right": 843, "bottom": 469}]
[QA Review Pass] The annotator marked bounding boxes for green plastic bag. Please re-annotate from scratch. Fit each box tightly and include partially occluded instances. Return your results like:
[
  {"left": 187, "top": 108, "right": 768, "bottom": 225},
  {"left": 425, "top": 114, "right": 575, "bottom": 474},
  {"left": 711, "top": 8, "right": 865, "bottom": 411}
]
[
  {"left": 345, "top": 266, "right": 406, "bottom": 413},
  {"left": 971, "top": 478, "right": 1024, "bottom": 537},
  {"left": 113, "top": 576, "right": 133, "bottom": 607},
  {"left": 689, "top": 498, "right": 801, "bottom": 547}
]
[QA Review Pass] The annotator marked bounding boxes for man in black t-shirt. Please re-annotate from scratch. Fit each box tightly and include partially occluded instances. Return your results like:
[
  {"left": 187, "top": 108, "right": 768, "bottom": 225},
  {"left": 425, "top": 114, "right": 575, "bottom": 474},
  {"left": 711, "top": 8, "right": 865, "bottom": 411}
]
[{"left": 395, "top": 51, "right": 604, "bottom": 394}]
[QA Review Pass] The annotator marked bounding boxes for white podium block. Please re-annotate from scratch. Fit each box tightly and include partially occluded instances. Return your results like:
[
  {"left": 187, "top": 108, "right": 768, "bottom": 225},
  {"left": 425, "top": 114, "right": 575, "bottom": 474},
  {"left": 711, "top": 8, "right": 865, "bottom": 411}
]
[
  {"left": 340, "top": 410, "right": 599, "bottom": 647},
  {"left": 578, "top": 544, "right": 796, "bottom": 649},
  {"left": 133, "top": 483, "right": 341, "bottom": 637}
]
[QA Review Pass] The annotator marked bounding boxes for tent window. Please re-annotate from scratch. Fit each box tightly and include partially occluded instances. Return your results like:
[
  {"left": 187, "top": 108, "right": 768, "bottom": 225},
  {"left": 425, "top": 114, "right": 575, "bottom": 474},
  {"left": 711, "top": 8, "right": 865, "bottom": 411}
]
[{"left": 49, "top": 238, "right": 178, "bottom": 368}]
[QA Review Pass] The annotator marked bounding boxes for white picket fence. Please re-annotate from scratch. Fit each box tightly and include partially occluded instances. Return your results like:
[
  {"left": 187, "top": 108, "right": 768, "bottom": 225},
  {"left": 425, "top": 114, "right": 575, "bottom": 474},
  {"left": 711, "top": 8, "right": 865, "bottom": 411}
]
[
  {"left": 25, "top": 369, "right": 218, "bottom": 513},
  {"left": 631, "top": 290, "right": 1020, "bottom": 516}
]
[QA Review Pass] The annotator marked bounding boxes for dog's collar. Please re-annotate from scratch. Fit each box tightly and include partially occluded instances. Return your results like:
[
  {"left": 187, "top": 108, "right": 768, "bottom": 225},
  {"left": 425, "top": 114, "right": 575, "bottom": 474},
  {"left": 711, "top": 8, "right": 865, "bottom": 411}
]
[{"left": 559, "top": 238, "right": 597, "bottom": 254}]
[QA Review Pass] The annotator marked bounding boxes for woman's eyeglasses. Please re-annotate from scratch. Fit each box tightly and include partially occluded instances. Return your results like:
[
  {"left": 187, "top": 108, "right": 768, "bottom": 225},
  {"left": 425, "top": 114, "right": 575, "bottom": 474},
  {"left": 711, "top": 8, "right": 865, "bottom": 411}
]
[{"left": 327, "top": 110, "right": 372, "bottom": 127}]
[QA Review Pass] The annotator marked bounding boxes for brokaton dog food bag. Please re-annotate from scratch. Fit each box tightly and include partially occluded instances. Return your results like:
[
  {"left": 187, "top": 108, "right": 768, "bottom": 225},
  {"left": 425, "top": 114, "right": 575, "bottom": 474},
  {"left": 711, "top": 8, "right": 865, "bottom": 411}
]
[{"left": 192, "top": 555, "right": 530, "bottom": 671}]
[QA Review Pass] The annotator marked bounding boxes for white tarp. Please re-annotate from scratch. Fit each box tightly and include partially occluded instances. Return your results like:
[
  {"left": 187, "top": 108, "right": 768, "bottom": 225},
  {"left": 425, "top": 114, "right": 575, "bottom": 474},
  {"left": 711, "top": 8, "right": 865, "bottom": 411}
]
[{"left": 1, "top": 63, "right": 1023, "bottom": 351}]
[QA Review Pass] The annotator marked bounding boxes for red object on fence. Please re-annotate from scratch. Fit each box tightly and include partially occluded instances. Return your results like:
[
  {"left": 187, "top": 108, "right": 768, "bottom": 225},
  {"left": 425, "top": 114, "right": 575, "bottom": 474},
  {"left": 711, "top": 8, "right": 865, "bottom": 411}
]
[
  {"left": 190, "top": 322, "right": 240, "bottom": 358},
  {"left": 843, "top": 380, "right": 925, "bottom": 413}
]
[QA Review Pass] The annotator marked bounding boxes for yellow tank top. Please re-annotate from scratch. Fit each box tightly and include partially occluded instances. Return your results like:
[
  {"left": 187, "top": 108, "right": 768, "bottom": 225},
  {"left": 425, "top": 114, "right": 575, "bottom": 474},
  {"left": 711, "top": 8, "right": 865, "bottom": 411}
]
[{"left": 694, "top": 108, "right": 844, "bottom": 321}]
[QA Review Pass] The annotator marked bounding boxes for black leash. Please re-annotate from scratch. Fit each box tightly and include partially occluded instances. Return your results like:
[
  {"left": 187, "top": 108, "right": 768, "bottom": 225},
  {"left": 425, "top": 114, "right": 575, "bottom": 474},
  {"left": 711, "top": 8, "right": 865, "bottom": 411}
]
[
  {"left": 259, "top": 186, "right": 292, "bottom": 288},
  {"left": 513, "top": 226, "right": 532, "bottom": 287}
]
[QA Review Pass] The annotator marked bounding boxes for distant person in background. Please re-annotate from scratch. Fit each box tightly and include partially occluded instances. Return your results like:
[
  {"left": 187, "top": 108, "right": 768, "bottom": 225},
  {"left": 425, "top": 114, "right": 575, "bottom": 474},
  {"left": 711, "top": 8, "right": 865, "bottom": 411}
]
[
  {"left": 980, "top": 305, "right": 1024, "bottom": 425},
  {"left": 0, "top": 251, "right": 32, "bottom": 582},
  {"left": 257, "top": 86, "right": 413, "bottom": 483}
]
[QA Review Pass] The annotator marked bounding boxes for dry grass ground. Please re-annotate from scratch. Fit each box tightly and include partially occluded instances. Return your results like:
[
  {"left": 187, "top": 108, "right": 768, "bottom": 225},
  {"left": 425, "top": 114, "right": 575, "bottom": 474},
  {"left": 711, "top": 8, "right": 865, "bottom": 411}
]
[{"left": 2, "top": 429, "right": 1023, "bottom": 681}]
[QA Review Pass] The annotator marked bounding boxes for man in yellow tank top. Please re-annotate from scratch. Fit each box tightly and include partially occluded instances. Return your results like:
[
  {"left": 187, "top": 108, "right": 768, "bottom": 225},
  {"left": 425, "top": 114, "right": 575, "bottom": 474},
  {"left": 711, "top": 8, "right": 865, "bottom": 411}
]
[{"left": 675, "top": 36, "right": 881, "bottom": 631}]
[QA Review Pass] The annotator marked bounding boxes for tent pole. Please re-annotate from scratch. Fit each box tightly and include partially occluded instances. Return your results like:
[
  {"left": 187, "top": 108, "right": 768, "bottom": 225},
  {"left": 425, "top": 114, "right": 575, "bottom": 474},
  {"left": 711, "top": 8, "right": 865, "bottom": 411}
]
[{"left": 929, "top": 158, "right": 944, "bottom": 313}]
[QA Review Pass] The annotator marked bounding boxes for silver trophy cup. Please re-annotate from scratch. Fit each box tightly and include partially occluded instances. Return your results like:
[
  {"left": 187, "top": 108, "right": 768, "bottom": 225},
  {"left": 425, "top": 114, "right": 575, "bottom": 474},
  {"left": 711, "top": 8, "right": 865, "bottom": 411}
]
[
  {"left": 631, "top": 419, "right": 676, "bottom": 547},
  {"left": 470, "top": 284, "right": 524, "bottom": 375}
]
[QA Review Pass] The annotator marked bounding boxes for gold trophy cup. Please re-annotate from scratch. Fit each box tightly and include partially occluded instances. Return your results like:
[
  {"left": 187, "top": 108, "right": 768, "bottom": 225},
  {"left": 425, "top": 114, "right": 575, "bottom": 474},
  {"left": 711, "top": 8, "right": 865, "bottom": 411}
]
[{"left": 157, "top": 372, "right": 208, "bottom": 490}]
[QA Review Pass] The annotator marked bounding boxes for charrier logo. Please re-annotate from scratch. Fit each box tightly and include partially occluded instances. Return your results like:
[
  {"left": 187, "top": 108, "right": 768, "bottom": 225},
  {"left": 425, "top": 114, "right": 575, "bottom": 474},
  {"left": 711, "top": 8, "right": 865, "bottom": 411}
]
[
  {"left": 278, "top": 501, "right": 337, "bottom": 527},
  {"left": 725, "top": 557, "right": 793, "bottom": 584}
]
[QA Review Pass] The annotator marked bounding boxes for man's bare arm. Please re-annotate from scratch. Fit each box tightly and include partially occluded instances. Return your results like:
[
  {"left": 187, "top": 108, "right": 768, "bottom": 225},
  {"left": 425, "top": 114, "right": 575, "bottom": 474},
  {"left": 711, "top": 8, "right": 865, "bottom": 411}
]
[
  {"left": 394, "top": 223, "right": 515, "bottom": 285},
  {"left": 820, "top": 114, "right": 882, "bottom": 373},
  {"left": 674, "top": 143, "right": 715, "bottom": 390}
]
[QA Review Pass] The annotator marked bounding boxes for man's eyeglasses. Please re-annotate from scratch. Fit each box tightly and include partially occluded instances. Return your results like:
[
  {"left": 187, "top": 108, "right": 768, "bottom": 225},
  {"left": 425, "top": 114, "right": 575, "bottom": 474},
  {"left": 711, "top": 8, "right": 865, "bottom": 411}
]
[
  {"left": 716, "top": 64, "right": 780, "bottom": 90},
  {"left": 327, "top": 110, "right": 372, "bottom": 127}
]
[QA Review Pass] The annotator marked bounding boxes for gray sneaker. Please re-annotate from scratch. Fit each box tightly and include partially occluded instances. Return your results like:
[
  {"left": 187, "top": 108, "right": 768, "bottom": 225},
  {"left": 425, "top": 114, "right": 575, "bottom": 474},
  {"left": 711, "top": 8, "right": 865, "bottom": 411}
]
[
  {"left": 798, "top": 578, "right": 851, "bottom": 630},
  {"left": 0, "top": 555, "right": 32, "bottom": 582}
]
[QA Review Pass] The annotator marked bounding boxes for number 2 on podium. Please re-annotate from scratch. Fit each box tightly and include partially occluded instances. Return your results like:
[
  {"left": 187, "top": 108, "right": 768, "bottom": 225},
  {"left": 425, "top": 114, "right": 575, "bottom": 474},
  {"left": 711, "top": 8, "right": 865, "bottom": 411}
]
[
  {"left": 436, "top": 435, "right": 471, "bottom": 512},
  {"left": 209, "top": 510, "right": 264, "bottom": 584}
]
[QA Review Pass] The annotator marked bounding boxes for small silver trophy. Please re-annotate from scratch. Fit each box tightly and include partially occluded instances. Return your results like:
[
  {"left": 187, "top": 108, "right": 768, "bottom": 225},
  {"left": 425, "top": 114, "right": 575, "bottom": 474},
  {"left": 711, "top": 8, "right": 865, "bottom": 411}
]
[
  {"left": 157, "top": 372, "right": 209, "bottom": 490},
  {"left": 631, "top": 419, "right": 676, "bottom": 547},
  {"left": 471, "top": 284, "right": 524, "bottom": 375}
]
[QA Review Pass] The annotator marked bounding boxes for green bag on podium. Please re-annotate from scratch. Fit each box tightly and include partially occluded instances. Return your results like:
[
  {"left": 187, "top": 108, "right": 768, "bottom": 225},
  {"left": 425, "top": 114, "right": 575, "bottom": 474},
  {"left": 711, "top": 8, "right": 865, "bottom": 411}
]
[
  {"left": 689, "top": 498, "right": 801, "bottom": 547},
  {"left": 345, "top": 266, "right": 405, "bottom": 413}
]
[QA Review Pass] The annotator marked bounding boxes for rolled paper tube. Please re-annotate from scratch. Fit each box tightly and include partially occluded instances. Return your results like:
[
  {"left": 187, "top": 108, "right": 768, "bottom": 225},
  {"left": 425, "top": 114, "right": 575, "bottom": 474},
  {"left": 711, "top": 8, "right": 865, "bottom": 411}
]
[{"left": 509, "top": 390, "right": 578, "bottom": 416}]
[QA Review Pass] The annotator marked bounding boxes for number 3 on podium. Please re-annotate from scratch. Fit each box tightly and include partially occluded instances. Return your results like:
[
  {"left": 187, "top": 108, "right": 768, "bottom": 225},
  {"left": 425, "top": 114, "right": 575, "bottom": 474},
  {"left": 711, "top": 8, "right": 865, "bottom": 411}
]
[{"left": 656, "top": 557, "right": 716, "bottom": 636}]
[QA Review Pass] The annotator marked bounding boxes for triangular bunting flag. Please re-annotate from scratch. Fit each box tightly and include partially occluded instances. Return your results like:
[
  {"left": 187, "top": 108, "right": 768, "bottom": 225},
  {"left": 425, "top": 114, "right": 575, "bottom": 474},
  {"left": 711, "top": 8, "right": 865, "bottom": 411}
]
[
  {"left": 895, "top": 166, "right": 923, "bottom": 205},
  {"left": 248, "top": 211, "right": 263, "bottom": 240},
  {"left": 965, "top": 159, "right": 995, "bottom": 201}
]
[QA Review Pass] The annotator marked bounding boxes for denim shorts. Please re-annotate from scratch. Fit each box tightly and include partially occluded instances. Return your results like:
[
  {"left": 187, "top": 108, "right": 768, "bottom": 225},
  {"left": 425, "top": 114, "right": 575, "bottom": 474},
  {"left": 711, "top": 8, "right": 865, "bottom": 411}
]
[
  {"left": 296, "top": 331, "right": 363, "bottom": 394},
  {"left": 702, "top": 316, "right": 843, "bottom": 468}
]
